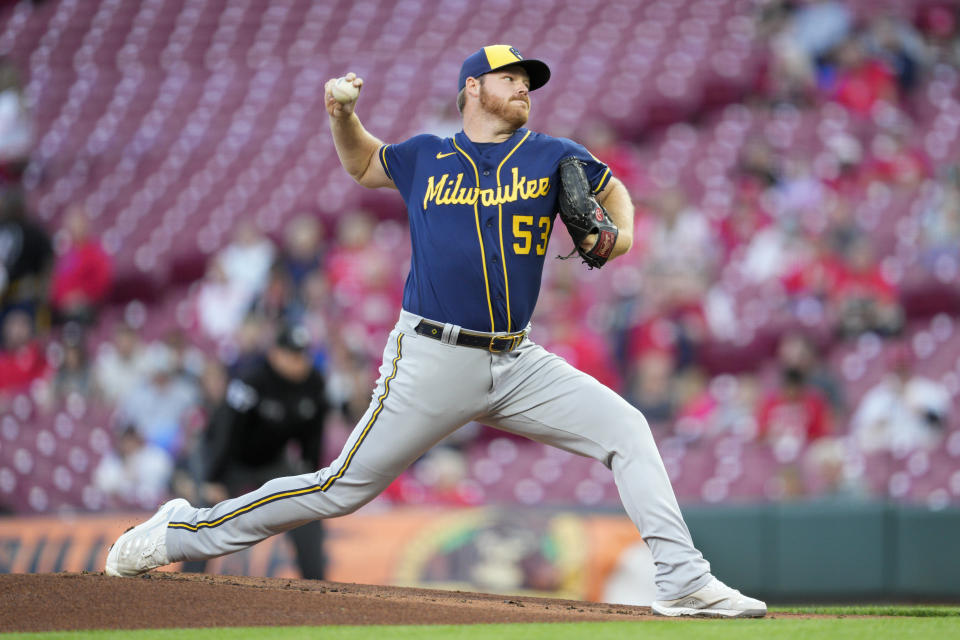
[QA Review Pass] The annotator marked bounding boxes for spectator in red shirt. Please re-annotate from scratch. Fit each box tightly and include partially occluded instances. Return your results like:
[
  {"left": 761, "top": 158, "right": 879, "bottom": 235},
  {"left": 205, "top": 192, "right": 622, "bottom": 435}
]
[
  {"left": 830, "top": 38, "right": 898, "bottom": 117},
  {"left": 831, "top": 236, "right": 903, "bottom": 337},
  {"left": 780, "top": 234, "right": 844, "bottom": 302},
  {"left": 0, "top": 308, "right": 49, "bottom": 394},
  {"left": 49, "top": 206, "right": 113, "bottom": 326},
  {"left": 756, "top": 365, "right": 832, "bottom": 460}
]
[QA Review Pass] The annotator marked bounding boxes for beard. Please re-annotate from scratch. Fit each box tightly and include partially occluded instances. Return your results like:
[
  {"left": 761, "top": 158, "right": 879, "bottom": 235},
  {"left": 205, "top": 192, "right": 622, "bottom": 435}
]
[{"left": 479, "top": 85, "right": 529, "bottom": 128}]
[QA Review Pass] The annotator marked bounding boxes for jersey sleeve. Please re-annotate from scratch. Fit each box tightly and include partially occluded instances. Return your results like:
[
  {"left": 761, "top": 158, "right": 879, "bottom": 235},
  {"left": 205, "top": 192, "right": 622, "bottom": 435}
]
[
  {"left": 559, "top": 139, "right": 613, "bottom": 195},
  {"left": 379, "top": 134, "right": 434, "bottom": 197}
]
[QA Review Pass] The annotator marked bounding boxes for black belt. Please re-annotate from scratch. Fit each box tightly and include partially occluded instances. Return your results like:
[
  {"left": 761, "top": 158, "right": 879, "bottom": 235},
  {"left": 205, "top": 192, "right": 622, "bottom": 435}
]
[{"left": 415, "top": 320, "right": 526, "bottom": 352}]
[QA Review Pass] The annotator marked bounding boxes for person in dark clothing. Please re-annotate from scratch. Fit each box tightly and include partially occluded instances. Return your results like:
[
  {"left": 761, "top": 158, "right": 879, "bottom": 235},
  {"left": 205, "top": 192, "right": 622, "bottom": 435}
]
[
  {"left": 0, "top": 185, "right": 53, "bottom": 319},
  {"left": 202, "top": 324, "right": 329, "bottom": 579}
]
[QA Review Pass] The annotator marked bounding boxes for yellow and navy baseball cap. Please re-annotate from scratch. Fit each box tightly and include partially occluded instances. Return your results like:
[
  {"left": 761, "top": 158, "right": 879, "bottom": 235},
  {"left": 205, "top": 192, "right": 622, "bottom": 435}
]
[{"left": 458, "top": 45, "right": 551, "bottom": 92}]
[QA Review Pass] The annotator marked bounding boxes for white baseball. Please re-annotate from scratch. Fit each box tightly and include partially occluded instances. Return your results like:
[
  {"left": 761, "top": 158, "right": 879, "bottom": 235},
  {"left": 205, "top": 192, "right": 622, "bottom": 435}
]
[{"left": 331, "top": 77, "right": 359, "bottom": 103}]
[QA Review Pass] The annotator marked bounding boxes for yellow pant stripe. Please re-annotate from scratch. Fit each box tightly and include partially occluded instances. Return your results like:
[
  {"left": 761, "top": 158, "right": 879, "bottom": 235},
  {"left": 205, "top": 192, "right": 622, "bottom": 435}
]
[
  {"left": 167, "top": 485, "right": 326, "bottom": 532},
  {"left": 320, "top": 332, "right": 404, "bottom": 491}
]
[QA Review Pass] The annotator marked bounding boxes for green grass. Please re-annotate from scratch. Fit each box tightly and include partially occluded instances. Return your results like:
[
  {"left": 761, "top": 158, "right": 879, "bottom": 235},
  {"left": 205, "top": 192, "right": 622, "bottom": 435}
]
[
  {"left": 4, "top": 613, "right": 960, "bottom": 640},
  {"left": 775, "top": 605, "right": 960, "bottom": 617}
]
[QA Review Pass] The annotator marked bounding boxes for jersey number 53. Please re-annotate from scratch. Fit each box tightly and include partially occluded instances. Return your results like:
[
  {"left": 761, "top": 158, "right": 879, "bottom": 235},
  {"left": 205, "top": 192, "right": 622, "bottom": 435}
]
[{"left": 512, "top": 215, "right": 551, "bottom": 256}]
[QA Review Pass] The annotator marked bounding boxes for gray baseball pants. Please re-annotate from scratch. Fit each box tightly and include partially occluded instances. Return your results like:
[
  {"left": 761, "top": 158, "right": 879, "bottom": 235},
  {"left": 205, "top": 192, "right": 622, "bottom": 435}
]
[{"left": 165, "top": 309, "right": 712, "bottom": 600}]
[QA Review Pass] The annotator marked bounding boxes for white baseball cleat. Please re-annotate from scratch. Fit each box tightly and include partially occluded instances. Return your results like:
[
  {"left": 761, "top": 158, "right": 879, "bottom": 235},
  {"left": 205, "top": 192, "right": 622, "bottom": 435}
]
[
  {"left": 651, "top": 577, "right": 767, "bottom": 618},
  {"left": 105, "top": 498, "right": 189, "bottom": 577}
]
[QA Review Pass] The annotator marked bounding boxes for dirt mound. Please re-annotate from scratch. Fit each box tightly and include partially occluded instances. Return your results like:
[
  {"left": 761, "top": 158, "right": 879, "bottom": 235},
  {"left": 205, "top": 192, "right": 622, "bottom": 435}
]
[{"left": 1, "top": 572, "right": 661, "bottom": 631}]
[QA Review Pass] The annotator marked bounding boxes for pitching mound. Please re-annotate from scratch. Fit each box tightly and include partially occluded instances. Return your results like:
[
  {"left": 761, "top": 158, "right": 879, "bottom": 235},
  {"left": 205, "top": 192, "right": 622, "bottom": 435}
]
[
  {"left": 2, "top": 572, "right": 661, "bottom": 631},
  {"left": 2, "top": 573, "right": 835, "bottom": 631}
]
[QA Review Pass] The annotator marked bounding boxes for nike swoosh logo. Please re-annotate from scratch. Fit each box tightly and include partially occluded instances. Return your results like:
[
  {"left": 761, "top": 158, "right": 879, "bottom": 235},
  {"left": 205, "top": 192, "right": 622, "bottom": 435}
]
[{"left": 436, "top": 151, "right": 457, "bottom": 159}]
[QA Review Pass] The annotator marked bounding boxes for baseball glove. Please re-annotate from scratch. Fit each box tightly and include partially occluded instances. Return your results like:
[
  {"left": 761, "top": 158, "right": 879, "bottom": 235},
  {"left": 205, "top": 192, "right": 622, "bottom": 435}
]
[{"left": 557, "top": 157, "right": 619, "bottom": 269}]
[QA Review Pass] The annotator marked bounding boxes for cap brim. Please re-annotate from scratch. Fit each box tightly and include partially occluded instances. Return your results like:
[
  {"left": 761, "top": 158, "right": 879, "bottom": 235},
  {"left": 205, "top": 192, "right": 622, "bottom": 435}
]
[{"left": 490, "top": 58, "right": 551, "bottom": 91}]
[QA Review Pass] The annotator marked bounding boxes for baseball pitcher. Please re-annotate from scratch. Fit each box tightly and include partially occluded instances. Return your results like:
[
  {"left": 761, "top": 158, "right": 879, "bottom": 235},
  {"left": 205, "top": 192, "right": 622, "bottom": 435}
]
[{"left": 106, "top": 45, "right": 766, "bottom": 618}]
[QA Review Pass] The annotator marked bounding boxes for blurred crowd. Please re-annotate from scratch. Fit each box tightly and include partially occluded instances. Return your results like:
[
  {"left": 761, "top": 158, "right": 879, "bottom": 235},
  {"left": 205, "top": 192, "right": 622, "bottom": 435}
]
[
  {"left": 2, "top": 1, "right": 960, "bottom": 512},
  {"left": 2, "top": 188, "right": 397, "bottom": 508}
]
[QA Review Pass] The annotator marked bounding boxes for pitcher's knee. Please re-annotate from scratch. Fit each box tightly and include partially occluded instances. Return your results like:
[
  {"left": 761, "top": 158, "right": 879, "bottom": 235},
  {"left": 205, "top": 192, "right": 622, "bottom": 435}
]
[
  {"left": 606, "top": 412, "right": 659, "bottom": 464},
  {"left": 326, "top": 492, "right": 371, "bottom": 516},
  {"left": 309, "top": 473, "right": 391, "bottom": 517}
]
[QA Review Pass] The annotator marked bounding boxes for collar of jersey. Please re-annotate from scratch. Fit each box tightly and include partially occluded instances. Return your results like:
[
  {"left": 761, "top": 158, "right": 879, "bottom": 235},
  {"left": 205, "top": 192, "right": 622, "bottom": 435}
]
[{"left": 454, "top": 128, "right": 529, "bottom": 161}]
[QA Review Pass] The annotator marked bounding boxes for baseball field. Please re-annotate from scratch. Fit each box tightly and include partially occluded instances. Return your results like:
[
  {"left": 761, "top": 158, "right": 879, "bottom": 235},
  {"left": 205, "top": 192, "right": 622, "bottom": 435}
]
[{"left": 1, "top": 573, "right": 958, "bottom": 639}]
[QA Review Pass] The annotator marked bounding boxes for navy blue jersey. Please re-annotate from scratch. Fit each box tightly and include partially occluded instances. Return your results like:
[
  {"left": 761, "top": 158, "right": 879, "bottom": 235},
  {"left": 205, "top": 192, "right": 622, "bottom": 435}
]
[{"left": 379, "top": 128, "right": 611, "bottom": 333}]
